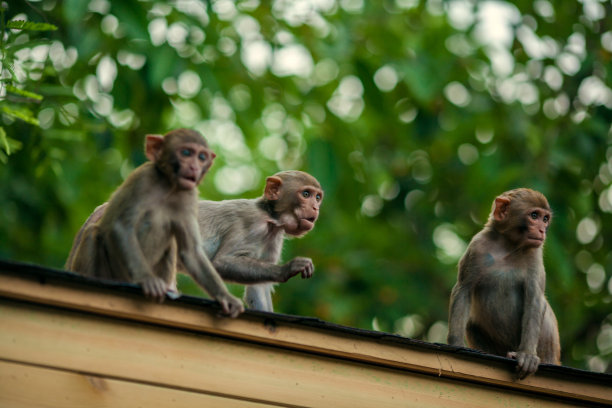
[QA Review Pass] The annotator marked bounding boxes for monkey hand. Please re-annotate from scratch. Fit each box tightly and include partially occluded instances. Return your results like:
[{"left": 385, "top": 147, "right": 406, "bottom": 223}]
[
  {"left": 447, "top": 334, "right": 464, "bottom": 347},
  {"left": 217, "top": 293, "right": 244, "bottom": 318},
  {"left": 280, "top": 257, "right": 314, "bottom": 282},
  {"left": 140, "top": 276, "right": 170, "bottom": 303},
  {"left": 507, "top": 351, "right": 540, "bottom": 380}
]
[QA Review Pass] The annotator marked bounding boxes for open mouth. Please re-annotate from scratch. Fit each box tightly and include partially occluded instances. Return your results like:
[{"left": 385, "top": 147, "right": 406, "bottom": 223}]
[
  {"left": 300, "top": 217, "right": 315, "bottom": 230},
  {"left": 179, "top": 175, "right": 198, "bottom": 188}
]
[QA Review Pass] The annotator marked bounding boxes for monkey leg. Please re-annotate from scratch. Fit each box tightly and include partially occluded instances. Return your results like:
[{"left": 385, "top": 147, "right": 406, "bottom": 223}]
[
  {"left": 152, "top": 238, "right": 179, "bottom": 296},
  {"left": 536, "top": 304, "right": 561, "bottom": 364},
  {"left": 244, "top": 283, "right": 274, "bottom": 312},
  {"left": 70, "top": 225, "right": 110, "bottom": 278}
]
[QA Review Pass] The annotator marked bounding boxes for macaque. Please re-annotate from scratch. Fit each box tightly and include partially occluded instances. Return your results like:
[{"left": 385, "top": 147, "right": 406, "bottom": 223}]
[
  {"left": 67, "top": 169, "right": 323, "bottom": 313},
  {"left": 197, "top": 170, "right": 323, "bottom": 311},
  {"left": 66, "top": 129, "right": 243, "bottom": 317},
  {"left": 447, "top": 188, "right": 561, "bottom": 379}
]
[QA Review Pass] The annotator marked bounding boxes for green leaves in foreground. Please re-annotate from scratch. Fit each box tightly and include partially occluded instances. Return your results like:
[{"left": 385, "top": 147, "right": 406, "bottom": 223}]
[
  {"left": 0, "top": 17, "right": 58, "bottom": 157},
  {"left": 6, "top": 20, "right": 57, "bottom": 31}
]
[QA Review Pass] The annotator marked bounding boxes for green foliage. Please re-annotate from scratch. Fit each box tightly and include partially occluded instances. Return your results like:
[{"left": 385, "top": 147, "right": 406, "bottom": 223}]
[
  {"left": 6, "top": 20, "right": 57, "bottom": 31},
  {"left": 0, "top": 4, "right": 58, "bottom": 159},
  {"left": 5, "top": 84, "right": 43, "bottom": 101},
  {"left": 1, "top": 0, "right": 611, "bottom": 373}
]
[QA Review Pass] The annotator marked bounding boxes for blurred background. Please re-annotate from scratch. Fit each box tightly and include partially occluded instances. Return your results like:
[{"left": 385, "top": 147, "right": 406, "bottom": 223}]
[{"left": 1, "top": 0, "right": 611, "bottom": 372}]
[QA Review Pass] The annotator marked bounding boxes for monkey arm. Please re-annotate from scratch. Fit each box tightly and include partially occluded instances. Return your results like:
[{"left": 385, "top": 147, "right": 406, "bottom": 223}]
[
  {"left": 518, "top": 272, "right": 546, "bottom": 354},
  {"left": 177, "top": 221, "right": 244, "bottom": 317},
  {"left": 213, "top": 252, "right": 314, "bottom": 284},
  {"left": 177, "top": 221, "right": 228, "bottom": 294},
  {"left": 183, "top": 248, "right": 230, "bottom": 297},
  {"left": 212, "top": 254, "right": 285, "bottom": 283},
  {"left": 173, "top": 220, "right": 244, "bottom": 310},
  {"left": 508, "top": 270, "right": 546, "bottom": 379},
  {"left": 447, "top": 282, "right": 471, "bottom": 346}
]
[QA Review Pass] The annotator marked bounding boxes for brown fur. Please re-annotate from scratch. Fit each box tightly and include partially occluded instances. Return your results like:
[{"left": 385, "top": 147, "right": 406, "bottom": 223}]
[
  {"left": 447, "top": 188, "right": 561, "bottom": 379},
  {"left": 66, "top": 129, "right": 243, "bottom": 317},
  {"left": 198, "top": 170, "right": 323, "bottom": 311},
  {"left": 66, "top": 170, "right": 323, "bottom": 312}
]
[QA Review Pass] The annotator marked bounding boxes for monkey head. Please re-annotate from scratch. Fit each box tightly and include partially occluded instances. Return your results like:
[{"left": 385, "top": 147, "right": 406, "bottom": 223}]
[
  {"left": 487, "top": 188, "right": 551, "bottom": 248},
  {"left": 145, "top": 129, "right": 216, "bottom": 190},
  {"left": 264, "top": 170, "right": 324, "bottom": 237}
]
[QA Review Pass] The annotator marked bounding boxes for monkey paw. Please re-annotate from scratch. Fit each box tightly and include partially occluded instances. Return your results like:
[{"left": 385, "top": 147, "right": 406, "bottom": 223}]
[
  {"left": 217, "top": 293, "right": 244, "bottom": 318},
  {"left": 282, "top": 257, "right": 314, "bottom": 282},
  {"left": 507, "top": 351, "right": 541, "bottom": 379},
  {"left": 140, "top": 276, "right": 169, "bottom": 303}
]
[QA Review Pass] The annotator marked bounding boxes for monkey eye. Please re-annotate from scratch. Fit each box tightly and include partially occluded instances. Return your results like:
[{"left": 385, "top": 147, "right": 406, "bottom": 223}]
[
  {"left": 530, "top": 211, "right": 539, "bottom": 220},
  {"left": 543, "top": 215, "right": 550, "bottom": 223},
  {"left": 181, "top": 149, "right": 192, "bottom": 157},
  {"left": 316, "top": 193, "right": 322, "bottom": 201},
  {"left": 198, "top": 152, "right": 208, "bottom": 161},
  {"left": 302, "top": 190, "right": 311, "bottom": 198}
]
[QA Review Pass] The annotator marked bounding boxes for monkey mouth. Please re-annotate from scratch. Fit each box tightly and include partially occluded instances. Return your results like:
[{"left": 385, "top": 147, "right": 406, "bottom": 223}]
[
  {"left": 526, "top": 236, "right": 544, "bottom": 246},
  {"left": 178, "top": 175, "right": 198, "bottom": 189},
  {"left": 299, "top": 217, "right": 316, "bottom": 230}
]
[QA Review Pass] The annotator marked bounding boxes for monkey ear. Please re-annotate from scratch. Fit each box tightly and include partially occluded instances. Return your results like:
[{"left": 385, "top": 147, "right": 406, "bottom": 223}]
[
  {"left": 264, "top": 176, "right": 283, "bottom": 201},
  {"left": 145, "top": 134, "right": 165, "bottom": 162},
  {"left": 493, "top": 197, "right": 511, "bottom": 221}
]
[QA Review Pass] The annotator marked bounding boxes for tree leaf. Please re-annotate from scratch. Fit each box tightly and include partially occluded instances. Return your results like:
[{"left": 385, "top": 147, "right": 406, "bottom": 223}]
[
  {"left": 7, "top": 20, "right": 58, "bottom": 31},
  {"left": 0, "top": 126, "right": 9, "bottom": 154},
  {"left": 5, "top": 84, "right": 44, "bottom": 101},
  {"left": 5, "top": 38, "right": 53, "bottom": 55},
  {"left": 2, "top": 106, "right": 40, "bottom": 126}
]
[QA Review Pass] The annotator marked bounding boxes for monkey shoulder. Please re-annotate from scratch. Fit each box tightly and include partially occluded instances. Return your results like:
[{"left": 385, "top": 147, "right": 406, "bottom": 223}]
[
  {"left": 461, "top": 231, "right": 499, "bottom": 266},
  {"left": 199, "top": 199, "right": 274, "bottom": 231},
  {"left": 198, "top": 198, "right": 272, "bottom": 258},
  {"left": 105, "top": 164, "right": 196, "bottom": 230},
  {"left": 104, "top": 164, "right": 159, "bottom": 211},
  {"left": 461, "top": 230, "right": 529, "bottom": 283},
  {"left": 199, "top": 199, "right": 255, "bottom": 226}
]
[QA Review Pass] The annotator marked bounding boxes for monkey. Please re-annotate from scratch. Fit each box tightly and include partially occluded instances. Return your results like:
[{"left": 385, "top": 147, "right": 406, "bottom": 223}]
[
  {"left": 447, "top": 188, "right": 561, "bottom": 379},
  {"left": 197, "top": 170, "right": 323, "bottom": 311},
  {"left": 66, "top": 169, "right": 323, "bottom": 312},
  {"left": 66, "top": 129, "right": 244, "bottom": 318}
]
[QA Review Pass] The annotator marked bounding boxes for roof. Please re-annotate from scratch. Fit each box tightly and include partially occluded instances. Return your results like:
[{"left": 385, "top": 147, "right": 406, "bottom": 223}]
[{"left": 0, "top": 259, "right": 610, "bottom": 407}]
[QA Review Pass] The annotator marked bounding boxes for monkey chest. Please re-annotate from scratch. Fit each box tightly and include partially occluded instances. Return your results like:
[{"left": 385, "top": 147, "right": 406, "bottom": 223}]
[
  {"left": 472, "top": 268, "right": 526, "bottom": 312},
  {"left": 135, "top": 211, "right": 174, "bottom": 251}
]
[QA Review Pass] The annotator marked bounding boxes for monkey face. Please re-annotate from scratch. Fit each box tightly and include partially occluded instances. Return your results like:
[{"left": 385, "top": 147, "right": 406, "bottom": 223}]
[
  {"left": 263, "top": 171, "right": 324, "bottom": 237},
  {"left": 489, "top": 189, "right": 552, "bottom": 250},
  {"left": 282, "top": 186, "right": 323, "bottom": 236},
  {"left": 522, "top": 207, "right": 551, "bottom": 248},
  {"left": 175, "top": 143, "right": 216, "bottom": 190}
]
